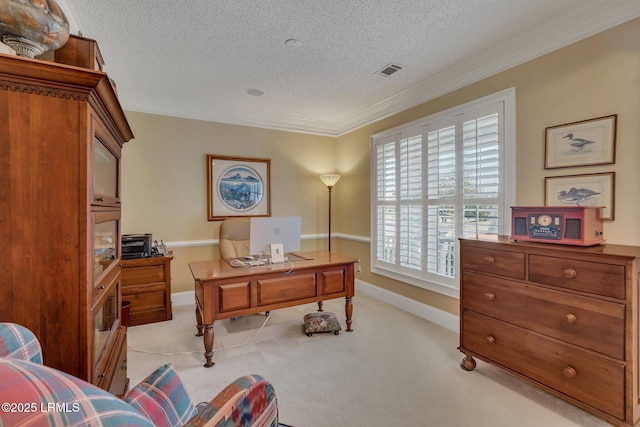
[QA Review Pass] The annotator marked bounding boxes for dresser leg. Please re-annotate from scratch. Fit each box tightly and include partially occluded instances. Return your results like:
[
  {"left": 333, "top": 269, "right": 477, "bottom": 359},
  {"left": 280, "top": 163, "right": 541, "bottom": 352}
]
[
  {"left": 203, "top": 323, "right": 215, "bottom": 368},
  {"left": 460, "top": 355, "right": 476, "bottom": 371}
]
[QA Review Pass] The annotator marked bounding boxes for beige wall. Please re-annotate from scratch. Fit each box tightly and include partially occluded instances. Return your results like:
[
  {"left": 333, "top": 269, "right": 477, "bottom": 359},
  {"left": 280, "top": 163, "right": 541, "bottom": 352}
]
[
  {"left": 122, "top": 18, "right": 640, "bottom": 313},
  {"left": 335, "top": 17, "right": 640, "bottom": 315},
  {"left": 121, "top": 116, "right": 335, "bottom": 292}
]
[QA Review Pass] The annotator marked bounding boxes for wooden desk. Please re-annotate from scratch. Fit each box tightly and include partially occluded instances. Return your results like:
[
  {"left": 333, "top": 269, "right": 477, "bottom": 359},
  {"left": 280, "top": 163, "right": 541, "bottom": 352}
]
[{"left": 189, "top": 251, "right": 357, "bottom": 367}]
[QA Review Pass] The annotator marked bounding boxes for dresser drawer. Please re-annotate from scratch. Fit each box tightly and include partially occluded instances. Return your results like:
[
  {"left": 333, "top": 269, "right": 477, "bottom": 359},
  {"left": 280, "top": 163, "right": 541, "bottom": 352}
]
[
  {"left": 529, "top": 255, "right": 625, "bottom": 299},
  {"left": 462, "top": 311, "right": 624, "bottom": 419},
  {"left": 461, "top": 246, "right": 525, "bottom": 280},
  {"left": 462, "top": 271, "right": 625, "bottom": 359}
]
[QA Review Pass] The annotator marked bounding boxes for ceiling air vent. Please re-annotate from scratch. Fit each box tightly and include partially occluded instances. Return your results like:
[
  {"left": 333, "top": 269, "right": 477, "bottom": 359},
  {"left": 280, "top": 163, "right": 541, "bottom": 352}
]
[{"left": 376, "top": 63, "right": 403, "bottom": 77}]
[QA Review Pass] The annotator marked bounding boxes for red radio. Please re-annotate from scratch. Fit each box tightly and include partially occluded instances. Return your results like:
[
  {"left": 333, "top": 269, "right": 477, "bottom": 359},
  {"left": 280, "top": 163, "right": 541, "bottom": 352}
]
[{"left": 511, "top": 206, "right": 604, "bottom": 246}]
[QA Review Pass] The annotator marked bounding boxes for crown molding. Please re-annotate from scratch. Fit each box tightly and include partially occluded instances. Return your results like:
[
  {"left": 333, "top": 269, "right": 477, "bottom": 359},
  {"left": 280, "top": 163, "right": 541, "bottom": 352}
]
[
  {"left": 330, "top": 0, "right": 640, "bottom": 136},
  {"left": 58, "top": 0, "right": 640, "bottom": 137}
]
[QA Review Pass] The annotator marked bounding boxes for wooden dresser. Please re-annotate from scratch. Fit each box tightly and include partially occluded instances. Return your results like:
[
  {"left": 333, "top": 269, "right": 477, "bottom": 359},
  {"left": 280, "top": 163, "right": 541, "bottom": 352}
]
[
  {"left": 459, "top": 236, "right": 640, "bottom": 426},
  {"left": 121, "top": 256, "right": 174, "bottom": 326},
  {"left": 0, "top": 52, "right": 133, "bottom": 394}
]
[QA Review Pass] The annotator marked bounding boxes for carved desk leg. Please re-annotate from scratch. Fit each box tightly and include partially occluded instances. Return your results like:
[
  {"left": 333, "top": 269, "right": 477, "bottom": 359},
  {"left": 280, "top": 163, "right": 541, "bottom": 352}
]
[
  {"left": 345, "top": 296, "right": 353, "bottom": 332},
  {"left": 203, "top": 323, "right": 215, "bottom": 368},
  {"left": 460, "top": 355, "right": 476, "bottom": 371},
  {"left": 195, "top": 305, "right": 203, "bottom": 337}
]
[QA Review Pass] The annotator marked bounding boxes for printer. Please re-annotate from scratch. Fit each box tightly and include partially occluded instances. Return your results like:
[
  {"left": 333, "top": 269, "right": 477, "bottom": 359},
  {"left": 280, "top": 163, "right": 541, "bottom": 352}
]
[{"left": 121, "top": 234, "right": 152, "bottom": 259}]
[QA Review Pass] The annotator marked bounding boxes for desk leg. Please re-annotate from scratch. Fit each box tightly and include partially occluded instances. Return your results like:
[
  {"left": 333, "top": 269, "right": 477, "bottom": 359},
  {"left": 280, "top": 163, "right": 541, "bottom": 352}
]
[
  {"left": 203, "top": 323, "right": 215, "bottom": 368},
  {"left": 195, "top": 305, "right": 203, "bottom": 337},
  {"left": 345, "top": 296, "right": 353, "bottom": 332}
]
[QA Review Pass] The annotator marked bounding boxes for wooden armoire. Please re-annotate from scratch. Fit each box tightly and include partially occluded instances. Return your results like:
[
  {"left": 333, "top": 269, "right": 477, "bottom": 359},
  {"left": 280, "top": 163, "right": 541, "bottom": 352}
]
[{"left": 0, "top": 44, "right": 134, "bottom": 394}]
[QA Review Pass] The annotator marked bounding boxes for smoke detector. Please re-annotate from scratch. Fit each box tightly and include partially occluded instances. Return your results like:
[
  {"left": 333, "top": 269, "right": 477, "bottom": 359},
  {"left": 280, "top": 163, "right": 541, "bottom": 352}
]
[{"left": 375, "top": 63, "right": 404, "bottom": 77}]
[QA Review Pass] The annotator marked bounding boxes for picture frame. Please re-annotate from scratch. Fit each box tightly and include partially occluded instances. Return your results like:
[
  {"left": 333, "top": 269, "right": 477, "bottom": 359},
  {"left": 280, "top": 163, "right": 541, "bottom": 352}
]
[
  {"left": 544, "top": 172, "right": 615, "bottom": 220},
  {"left": 544, "top": 114, "right": 616, "bottom": 169},
  {"left": 207, "top": 154, "right": 271, "bottom": 220}
]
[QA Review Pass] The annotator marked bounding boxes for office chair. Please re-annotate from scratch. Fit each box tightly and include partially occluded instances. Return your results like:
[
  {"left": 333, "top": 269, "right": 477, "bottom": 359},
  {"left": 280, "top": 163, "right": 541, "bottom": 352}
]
[{"left": 218, "top": 217, "right": 250, "bottom": 259}]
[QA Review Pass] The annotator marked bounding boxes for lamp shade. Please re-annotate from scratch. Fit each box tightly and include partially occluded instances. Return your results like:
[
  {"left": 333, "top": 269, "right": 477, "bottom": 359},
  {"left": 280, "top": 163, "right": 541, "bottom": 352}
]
[{"left": 319, "top": 174, "right": 341, "bottom": 187}]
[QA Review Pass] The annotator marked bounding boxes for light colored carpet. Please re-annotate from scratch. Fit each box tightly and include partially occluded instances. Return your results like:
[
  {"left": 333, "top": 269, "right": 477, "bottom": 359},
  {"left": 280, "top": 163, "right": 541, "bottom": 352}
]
[{"left": 127, "top": 292, "right": 609, "bottom": 427}]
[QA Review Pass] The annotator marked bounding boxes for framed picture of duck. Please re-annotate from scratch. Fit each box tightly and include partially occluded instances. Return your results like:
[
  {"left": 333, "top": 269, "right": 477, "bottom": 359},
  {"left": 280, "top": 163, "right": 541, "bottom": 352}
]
[
  {"left": 544, "top": 114, "right": 617, "bottom": 169},
  {"left": 545, "top": 172, "right": 615, "bottom": 220}
]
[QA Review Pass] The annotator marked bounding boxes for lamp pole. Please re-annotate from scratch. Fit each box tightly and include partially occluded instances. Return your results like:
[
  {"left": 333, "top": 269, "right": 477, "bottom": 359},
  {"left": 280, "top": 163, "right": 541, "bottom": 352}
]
[{"left": 319, "top": 174, "right": 340, "bottom": 252}]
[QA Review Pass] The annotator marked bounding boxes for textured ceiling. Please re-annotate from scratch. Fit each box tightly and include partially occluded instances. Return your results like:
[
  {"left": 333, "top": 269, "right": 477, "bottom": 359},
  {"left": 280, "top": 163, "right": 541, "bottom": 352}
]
[{"left": 57, "top": 0, "right": 640, "bottom": 135}]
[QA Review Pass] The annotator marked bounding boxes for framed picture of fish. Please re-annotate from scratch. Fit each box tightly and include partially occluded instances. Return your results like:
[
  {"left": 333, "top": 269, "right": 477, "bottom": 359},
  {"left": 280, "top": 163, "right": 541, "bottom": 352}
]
[
  {"left": 544, "top": 114, "right": 617, "bottom": 169},
  {"left": 545, "top": 172, "right": 615, "bottom": 220},
  {"left": 207, "top": 154, "right": 271, "bottom": 220}
]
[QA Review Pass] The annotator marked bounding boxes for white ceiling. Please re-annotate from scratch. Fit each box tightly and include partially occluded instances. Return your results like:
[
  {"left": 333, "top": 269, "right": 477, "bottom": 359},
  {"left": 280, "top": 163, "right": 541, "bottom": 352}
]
[{"left": 57, "top": 0, "right": 640, "bottom": 136}]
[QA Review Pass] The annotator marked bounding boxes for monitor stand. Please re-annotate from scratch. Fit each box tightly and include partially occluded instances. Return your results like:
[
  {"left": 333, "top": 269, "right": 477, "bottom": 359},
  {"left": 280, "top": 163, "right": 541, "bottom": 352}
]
[{"left": 270, "top": 243, "right": 285, "bottom": 263}]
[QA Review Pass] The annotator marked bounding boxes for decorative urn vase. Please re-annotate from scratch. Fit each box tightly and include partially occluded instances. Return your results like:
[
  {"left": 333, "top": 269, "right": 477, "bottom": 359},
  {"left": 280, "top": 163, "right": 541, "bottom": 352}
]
[{"left": 0, "top": 0, "right": 70, "bottom": 58}]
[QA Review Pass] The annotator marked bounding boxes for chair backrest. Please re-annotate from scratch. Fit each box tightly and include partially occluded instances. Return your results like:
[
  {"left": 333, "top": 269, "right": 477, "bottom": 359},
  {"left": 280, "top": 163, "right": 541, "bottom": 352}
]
[
  {"left": 219, "top": 218, "right": 250, "bottom": 259},
  {"left": 0, "top": 322, "right": 43, "bottom": 364}
]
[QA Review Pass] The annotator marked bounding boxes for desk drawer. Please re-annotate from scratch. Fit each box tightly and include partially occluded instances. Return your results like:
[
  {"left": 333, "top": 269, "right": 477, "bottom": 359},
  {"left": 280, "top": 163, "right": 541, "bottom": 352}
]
[
  {"left": 462, "top": 271, "right": 625, "bottom": 359},
  {"left": 529, "top": 255, "right": 625, "bottom": 299},
  {"left": 257, "top": 273, "right": 316, "bottom": 305},
  {"left": 462, "top": 246, "right": 525, "bottom": 280},
  {"left": 219, "top": 282, "right": 251, "bottom": 312},
  {"left": 462, "top": 311, "right": 624, "bottom": 419}
]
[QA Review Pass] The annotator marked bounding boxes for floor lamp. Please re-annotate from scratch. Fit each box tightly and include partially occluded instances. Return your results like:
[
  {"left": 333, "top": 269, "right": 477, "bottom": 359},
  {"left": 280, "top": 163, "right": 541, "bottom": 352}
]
[{"left": 319, "top": 174, "right": 340, "bottom": 251}]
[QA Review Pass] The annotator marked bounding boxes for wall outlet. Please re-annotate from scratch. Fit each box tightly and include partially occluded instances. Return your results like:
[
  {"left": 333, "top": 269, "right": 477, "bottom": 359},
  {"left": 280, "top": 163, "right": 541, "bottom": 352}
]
[{"left": 356, "top": 264, "right": 362, "bottom": 274}]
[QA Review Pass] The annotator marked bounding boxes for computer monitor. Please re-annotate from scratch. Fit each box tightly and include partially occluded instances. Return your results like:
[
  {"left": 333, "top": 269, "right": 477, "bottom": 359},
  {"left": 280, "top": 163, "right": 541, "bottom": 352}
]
[{"left": 249, "top": 216, "right": 301, "bottom": 257}]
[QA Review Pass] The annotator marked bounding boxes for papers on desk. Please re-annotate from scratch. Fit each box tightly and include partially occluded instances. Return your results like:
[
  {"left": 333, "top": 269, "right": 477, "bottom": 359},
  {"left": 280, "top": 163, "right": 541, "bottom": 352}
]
[{"left": 225, "top": 258, "right": 265, "bottom": 268}]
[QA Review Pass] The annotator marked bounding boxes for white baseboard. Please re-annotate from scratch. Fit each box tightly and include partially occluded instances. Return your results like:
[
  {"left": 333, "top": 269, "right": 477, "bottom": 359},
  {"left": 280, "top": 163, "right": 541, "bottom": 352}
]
[
  {"left": 172, "top": 290, "right": 196, "bottom": 308},
  {"left": 356, "top": 279, "right": 459, "bottom": 333},
  {"left": 171, "top": 280, "right": 459, "bottom": 333}
]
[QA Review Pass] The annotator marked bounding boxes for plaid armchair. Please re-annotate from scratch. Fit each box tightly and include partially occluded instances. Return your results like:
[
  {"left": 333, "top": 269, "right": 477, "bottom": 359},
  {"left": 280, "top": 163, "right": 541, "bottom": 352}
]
[{"left": 0, "top": 322, "right": 284, "bottom": 427}]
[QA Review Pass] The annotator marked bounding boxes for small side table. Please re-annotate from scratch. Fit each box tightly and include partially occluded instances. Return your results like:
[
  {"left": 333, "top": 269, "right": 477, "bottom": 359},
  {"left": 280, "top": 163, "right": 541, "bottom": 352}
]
[{"left": 121, "top": 255, "right": 173, "bottom": 326}]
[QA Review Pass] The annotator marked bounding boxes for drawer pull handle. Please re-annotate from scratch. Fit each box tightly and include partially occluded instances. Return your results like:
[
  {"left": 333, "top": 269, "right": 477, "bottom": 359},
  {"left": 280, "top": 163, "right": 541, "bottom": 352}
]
[
  {"left": 563, "top": 268, "right": 577, "bottom": 279},
  {"left": 563, "top": 366, "right": 577, "bottom": 379},
  {"left": 485, "top": 335, "right": 496, "bottom": 345},
  {"left": 565, "top": 314, "right": 577, "bottom": 324},
  {"left": 483, "top": 256, "right": 495, "bottom": 265},
  {"left": 484, "top": 292, "right": 495, "bottom": 301}
]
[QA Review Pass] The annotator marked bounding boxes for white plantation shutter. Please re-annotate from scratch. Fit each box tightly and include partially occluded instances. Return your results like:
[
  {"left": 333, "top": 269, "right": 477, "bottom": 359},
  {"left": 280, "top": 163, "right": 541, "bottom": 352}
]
[
  {"left": 461, "top": 110, "right": 501, "bottom": 239},
  {"left": 371, "top": 89, "right": 514, "bottom": 296}
]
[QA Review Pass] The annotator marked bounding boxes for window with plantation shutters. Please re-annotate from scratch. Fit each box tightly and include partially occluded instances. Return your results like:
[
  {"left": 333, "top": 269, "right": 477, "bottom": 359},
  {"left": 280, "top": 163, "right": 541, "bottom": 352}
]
[{"left": 371, "top": 89, "right": 515, "bottom": 297}]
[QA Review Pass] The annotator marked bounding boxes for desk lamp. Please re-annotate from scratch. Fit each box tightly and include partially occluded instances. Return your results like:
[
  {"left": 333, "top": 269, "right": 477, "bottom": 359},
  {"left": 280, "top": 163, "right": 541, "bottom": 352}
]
[{"left": 319, "top": 174, "right": 340, "bottom": 251}]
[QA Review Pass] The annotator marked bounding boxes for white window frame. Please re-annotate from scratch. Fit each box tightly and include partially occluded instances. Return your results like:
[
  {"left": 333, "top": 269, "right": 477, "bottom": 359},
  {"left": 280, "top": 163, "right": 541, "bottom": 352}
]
[{"left": 370, "top": 88, "right": 516, "bottom": 298}]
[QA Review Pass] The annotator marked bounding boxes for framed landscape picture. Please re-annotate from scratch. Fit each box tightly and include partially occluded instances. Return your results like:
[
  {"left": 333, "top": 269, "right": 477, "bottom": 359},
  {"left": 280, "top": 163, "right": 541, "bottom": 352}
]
[
  {"left": 544, "top": 115, "right": 616, "bottom": 169},
  {"left": 207, "top": 154, "right": 271, "bottom": 220},
  {"left": 544, "top": 172, "right": 615, "bottom": 220}
]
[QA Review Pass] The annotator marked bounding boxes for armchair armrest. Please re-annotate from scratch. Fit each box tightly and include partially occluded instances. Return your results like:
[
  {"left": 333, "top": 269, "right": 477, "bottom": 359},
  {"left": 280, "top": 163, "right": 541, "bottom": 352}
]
[
  {"left": 0, "top": 323, "right": 43, "bottom": 364},
  {"left": 185, "top": 374, "right": 278, "bottom": 427}
]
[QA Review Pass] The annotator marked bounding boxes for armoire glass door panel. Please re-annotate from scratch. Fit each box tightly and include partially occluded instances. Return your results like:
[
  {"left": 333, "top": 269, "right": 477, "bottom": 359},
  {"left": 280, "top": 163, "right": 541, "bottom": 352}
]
[{"left": 93, "top": 136, "right": 119, "bottom": 205}]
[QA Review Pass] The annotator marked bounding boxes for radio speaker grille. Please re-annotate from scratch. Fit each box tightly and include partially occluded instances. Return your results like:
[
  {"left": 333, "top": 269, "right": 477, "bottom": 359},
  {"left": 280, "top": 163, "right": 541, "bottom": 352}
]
[
  {"left": 565, "top": 219, "right": 582, "bottom": 239},
  {"left": 514, "top": 217, "right": 528, "bottom": 236}
]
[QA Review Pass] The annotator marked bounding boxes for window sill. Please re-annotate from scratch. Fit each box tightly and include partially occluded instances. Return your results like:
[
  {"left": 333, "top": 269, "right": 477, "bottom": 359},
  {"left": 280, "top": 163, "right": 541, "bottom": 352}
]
[{"left": 371, "top": 265, "right": 460, "bottom": 299}]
